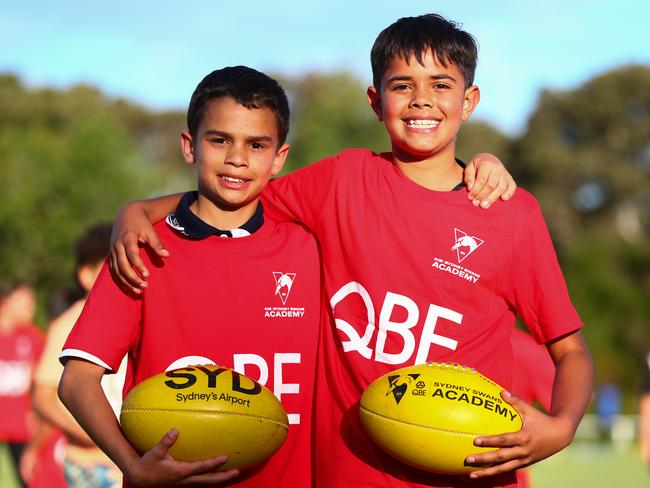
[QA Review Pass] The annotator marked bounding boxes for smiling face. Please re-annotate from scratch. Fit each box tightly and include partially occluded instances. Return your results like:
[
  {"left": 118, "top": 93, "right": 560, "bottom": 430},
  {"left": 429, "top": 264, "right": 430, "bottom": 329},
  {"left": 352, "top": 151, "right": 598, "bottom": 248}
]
[
  {"left": 181, "top": 96, "right": 288, "bottom": 226},
  {"left": 368, "top": 50, "right": 479, "bottom": 166}
]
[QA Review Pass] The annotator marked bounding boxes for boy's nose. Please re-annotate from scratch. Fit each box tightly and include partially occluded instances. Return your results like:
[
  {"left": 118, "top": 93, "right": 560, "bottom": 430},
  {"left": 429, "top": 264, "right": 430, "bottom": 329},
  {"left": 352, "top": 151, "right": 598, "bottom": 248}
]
[
  {"left": 409, "top": 88, "right": 433, "bottom": 109},
  {"left": 225, "top": 145, "right": 248, "bottom": 167}
]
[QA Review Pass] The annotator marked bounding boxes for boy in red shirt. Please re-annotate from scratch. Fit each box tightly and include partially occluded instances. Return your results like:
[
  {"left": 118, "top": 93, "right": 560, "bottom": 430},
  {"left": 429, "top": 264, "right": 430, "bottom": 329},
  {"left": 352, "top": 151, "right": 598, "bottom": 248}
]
[
  {"left": 58, "top": 66, "right": 322, "bottom": 487},
  {"left": 109, "top": 13, "right": 593, "bottom": 488}
]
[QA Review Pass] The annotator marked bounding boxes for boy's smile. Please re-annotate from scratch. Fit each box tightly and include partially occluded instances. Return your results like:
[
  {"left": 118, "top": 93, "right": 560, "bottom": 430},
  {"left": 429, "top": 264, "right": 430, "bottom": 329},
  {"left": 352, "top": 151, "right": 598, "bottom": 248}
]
[
  {"left": 368, "top": 50, "right": 479, "bottom": 170},
  {"left": 181, "top": 97, "right": 288, "bottom": 230}
]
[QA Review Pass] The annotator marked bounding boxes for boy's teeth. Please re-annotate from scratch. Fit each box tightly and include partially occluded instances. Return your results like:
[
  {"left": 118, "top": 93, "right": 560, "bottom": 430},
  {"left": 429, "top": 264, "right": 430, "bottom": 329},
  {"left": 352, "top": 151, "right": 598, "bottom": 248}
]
[
  {"left": 223, "top": 176, "right": 245, "bottom": 183},
  {"left": 407, "top": 119, "right": 439, "bottom": 128}
]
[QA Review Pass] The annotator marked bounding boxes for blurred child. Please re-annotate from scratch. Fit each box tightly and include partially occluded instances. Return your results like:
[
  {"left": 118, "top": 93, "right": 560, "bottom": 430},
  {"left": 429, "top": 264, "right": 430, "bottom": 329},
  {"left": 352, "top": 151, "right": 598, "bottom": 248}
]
[
  {"left": 510, "top": 327, "right": 555, "bottom": 488},
  {"left": 0, "top": 283, "right": 43, "bottom": 488},
  {"left": 32, "top": 223, "right": 126, "bottom": 488}
]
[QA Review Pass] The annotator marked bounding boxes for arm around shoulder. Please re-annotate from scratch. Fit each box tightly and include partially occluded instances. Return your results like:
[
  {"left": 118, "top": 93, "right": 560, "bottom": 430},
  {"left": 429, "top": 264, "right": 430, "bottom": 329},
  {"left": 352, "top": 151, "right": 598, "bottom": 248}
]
[{"left": 111, "top": 194, "right": 182, "bottom": 294}]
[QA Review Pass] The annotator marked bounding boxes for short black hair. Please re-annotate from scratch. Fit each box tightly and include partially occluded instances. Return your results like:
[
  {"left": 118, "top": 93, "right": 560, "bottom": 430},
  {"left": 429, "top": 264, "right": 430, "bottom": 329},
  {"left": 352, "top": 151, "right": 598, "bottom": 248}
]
[
  {"left": 75, "top": 223, "right": 111, "bottom": 268},
  {"left": 187, "top": 66, "right": 290, "bottom": 146},
  {"left": 371, "top": 13, "right": 478, "bottom": 89}
]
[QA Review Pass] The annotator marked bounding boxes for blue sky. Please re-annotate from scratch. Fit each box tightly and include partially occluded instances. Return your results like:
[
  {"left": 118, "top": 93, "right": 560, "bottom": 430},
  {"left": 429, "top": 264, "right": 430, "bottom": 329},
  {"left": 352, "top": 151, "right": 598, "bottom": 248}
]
[{"left": 1, "top": 0, "right": 648, "bottom": 135}]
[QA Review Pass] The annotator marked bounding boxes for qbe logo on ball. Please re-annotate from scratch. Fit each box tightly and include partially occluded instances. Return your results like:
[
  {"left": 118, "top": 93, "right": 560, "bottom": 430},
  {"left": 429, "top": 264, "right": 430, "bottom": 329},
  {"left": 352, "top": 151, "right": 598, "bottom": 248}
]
[
  {"left": 120, "top": 365, "right": 288, "bottom": 471},
  {"left": 359, "top": 362, "right": 522, "bottom": 474}
]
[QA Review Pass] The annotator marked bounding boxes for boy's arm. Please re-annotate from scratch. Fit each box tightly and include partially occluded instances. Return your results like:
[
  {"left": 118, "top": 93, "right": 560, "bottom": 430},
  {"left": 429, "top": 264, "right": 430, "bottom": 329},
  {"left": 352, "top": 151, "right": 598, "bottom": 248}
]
[
  {"left": 110, "top": 194, "right": 181, "bottom": 294},
  {"left": 464, "top": 153, "right": 517, "bottom": 208},
  {"left": 465, "top": 331, "right": 593, "bottom": 478},
  {"left": 59, "top": 358, "right": 239, "bottom": 487}
]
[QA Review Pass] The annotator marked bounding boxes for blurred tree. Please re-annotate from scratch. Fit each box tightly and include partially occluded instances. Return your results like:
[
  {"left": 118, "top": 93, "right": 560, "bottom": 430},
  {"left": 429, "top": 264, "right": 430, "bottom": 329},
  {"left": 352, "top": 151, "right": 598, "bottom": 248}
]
[
  {"left": 456, "top": 120, "right": 513, "bottom": 166},
  {"left": 0, "top": 75, "right": 187, "bottom": 323},
  {"left": 513, "top": 65, "right": 650, "bottom": 401},
  {"left": 281, "top": 72, "right": 388, "bottom": 172}
]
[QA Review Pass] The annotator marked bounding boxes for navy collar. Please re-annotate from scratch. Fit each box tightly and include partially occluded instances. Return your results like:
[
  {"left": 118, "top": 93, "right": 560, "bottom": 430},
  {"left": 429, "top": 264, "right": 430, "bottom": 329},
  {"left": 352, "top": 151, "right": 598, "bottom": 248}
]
[
  {"left": 452, "top": 158, "right": 466, "bottom": 191},
  {"left": 165, "top": 191, "right": 264, "bottom": 239}
]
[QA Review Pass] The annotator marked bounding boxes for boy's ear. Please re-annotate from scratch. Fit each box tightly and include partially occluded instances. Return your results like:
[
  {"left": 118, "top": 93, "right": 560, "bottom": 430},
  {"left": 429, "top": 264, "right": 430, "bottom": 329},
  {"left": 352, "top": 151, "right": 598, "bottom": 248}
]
[
  {"left": 461, "top": 85, "right": 481, "bottom": 122},
  {"left": 180, "top": 131, "right": 196, "bottom": 165},
  {"left": 367, "top": 86, "right": 384, "bottom": 122},
  {"left": 270, "top": 143, "right": 290, "bottom": 176}
]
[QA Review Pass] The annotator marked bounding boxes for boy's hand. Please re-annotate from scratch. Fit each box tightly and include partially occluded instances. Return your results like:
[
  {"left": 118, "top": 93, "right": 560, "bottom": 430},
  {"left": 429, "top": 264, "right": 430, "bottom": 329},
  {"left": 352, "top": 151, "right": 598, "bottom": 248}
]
[
  {"left": 464, "top": 391, "right": 573, "bottom": 479},
  {"left": 110, "top": 202, "right": 169, "bottom": 295},
  {"left": 125, "top": 429, "right": 239, "bottom": 487},
  {"left": 464, "top": 153, "right": 517, "bottom": 208}
]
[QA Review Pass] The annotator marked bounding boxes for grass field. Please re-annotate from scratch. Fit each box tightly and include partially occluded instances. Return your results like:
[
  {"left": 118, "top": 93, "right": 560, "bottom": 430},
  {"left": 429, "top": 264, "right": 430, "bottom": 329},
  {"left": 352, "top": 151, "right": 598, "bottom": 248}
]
[{"left": 2, "top": 441, "right": 649, "bottom": 487}]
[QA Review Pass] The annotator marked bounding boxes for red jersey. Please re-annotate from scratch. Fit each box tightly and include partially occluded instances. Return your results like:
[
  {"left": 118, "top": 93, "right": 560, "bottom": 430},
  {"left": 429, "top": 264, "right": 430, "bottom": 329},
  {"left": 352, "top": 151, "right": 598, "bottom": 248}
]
[
  {"left": 0, "top": 324, "right": 44, "bottom": 441},
  {"left": 263, "top": 149, "right": 583, "bottom": 488},
  {"left": 62, "top": 202, "right": 321, "bottom": 487}
]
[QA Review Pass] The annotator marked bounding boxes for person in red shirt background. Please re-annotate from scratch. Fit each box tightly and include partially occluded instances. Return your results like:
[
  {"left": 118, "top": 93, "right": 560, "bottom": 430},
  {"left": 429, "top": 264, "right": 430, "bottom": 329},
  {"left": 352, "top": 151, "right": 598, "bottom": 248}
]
[
  {"left": 0, "top": 282, "right": 43, "bottom": 488},
  {"left": 510, "top": 327, "right": 555, "bottom": 488}
]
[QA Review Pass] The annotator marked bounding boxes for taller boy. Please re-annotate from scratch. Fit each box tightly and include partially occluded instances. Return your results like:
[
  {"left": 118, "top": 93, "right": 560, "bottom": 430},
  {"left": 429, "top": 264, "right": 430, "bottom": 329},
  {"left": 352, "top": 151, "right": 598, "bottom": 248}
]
[{"left": 112, "top": 14, "right": 593, "bottom": 488}]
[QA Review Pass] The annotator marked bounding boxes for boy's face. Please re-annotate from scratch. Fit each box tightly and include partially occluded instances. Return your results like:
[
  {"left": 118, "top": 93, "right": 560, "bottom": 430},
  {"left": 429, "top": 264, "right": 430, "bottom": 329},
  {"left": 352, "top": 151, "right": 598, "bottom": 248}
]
[
  {"left": 181, "top": 97, "right": 288, "bottom": 212},
  {"left": 367, "top": 50, "right": 479, "bottom": 163}
]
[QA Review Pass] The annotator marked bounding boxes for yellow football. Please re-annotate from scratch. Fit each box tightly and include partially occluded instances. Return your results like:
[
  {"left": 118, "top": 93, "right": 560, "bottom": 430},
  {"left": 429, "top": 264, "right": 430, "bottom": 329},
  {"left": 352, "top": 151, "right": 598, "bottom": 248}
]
[
  {"left": 120, "top": 365, "right": 288, "bottom": 470},
  {"left": 359, "top": 362, "right": 522, "bottom": 474}
]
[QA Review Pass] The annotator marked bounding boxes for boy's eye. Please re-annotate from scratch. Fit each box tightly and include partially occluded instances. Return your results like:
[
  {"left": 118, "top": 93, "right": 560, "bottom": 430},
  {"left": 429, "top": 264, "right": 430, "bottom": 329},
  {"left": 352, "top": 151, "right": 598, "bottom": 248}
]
[
  {"left": 209, "top": 137, "right": 228, "bottom": 145},
  {"left": 433, "top": 83, "right": 451, "bottom": 90},
  {"left": 250, "top": 142, "right": 266, "bottom": 150},
  {"left": 393, "top": 83, "right": 411, "bottom": 91}
]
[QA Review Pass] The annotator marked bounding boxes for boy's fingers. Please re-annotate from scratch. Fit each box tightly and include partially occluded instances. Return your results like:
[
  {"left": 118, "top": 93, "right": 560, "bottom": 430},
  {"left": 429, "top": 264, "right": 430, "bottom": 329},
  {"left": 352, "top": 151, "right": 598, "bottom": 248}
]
[
  {"left": 467, "top": 169, "right": 492, "bottom": 202},
  {"left": 123, "top": 233, "right": 149, "bottom": 279},
  {"left": 110, "top": 245, "right": 142, "bottom": 294},
  {"left": 179, "top": 469, "right": 239, "bottom": 485},
  {"left": 109, "top": 249, "right": 141, "bottom": 295},
  {"left": 115, "top": 247, "right": 146, "bottom": 292},
  {"left": 183, "top": 456, "right": 233, "bottom": 477},
  {"left": 468, "top": 458, "right": 525, "bottom": 479},
  {"left": 141, "top": 231, "right": 170, "bottom": 259},
  {"left": 500, "top": 174, "right": 517, "bottom": 200},
  {"left": 150, "top": 429, "right": 179, "bottom": 458},
  {"left": 464, "top": 160, "right": 476, "bottom": 191},
  {"left": 479, "top": 179, "right": 508, "bottom": 209}
]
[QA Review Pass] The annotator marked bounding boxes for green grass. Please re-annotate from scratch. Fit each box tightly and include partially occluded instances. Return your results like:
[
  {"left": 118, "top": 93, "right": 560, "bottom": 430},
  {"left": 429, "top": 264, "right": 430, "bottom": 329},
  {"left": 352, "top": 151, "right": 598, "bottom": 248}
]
[
  {"left": 0, "top": 444, "right": 21, "bottom": 488},
  {"left": 3, "top": 441, "right": 649, "bottom": 487},
  {"left": 531, "top": 442, "right": 649, "bottom": 488}
]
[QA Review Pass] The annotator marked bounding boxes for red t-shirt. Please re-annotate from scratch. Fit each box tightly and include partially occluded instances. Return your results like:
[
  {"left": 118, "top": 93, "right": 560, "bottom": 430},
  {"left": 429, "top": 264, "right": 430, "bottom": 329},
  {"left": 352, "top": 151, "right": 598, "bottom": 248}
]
[
  {"left": 0, "top": 324, "right": 44, "bottom": 442},
  {"left": 263, "top": 149, "right": 583, "bottom": 488},
  {"left": 62, "top": 217, "right": 321, "bottom": 487}
]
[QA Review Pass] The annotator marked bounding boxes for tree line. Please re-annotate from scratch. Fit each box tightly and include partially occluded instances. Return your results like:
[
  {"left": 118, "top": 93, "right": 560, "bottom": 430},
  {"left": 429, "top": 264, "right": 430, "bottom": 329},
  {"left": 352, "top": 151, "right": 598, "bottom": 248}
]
[{"left": 0, "top": 65, "right": 648, "bottom": 409}]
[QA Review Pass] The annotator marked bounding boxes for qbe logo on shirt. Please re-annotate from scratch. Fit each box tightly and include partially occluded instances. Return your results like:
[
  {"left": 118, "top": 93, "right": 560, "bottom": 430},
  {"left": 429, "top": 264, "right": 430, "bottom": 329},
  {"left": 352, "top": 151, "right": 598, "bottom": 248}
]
[{"left": 264, "top": 272, "right": 305, "bottom": 318}]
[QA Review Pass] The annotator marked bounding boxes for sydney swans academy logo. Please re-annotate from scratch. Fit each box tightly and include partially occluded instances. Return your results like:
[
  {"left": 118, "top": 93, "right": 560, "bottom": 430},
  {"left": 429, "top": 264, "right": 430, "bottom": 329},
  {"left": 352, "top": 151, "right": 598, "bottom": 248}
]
[
  {"left": 451, "top": 229, "right": 484, "bottom": 263},
  {"left": 386, "top": 373, "right": 421, "bottom": 404},
  {"left": 265, "top": 272, "right": 305, "bottom": 318},
  {"left": 273, "top": 272, "right": 295, "bottom": 305},
  {"left": 431, "top": 228, "right": 483, "bottom": 284}
]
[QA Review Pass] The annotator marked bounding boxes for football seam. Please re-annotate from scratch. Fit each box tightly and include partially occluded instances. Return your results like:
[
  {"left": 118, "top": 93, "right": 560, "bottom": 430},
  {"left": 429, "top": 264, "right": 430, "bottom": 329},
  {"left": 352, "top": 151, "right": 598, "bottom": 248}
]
[
  {"left": 121, "top": 408, "right": 289, "bottom": 429},
  {"left": 360, "top": 406, "right": 483, "bottom": 437}
]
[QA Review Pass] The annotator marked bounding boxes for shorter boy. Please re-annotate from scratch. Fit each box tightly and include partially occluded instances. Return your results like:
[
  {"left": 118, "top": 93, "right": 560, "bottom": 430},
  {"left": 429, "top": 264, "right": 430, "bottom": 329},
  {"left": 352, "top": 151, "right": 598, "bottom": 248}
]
[
  {"left": 58, "top": 66, "right": 322, "bottom": 487},
  {"left": 32, "top": 223, "right": 124, "bottom": 488}
]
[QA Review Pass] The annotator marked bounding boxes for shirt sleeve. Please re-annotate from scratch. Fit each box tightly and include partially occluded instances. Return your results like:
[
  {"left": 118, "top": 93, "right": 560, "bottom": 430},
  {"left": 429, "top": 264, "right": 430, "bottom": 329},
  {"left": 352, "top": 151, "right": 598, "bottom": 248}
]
[
  {"left": 262, "top": 155, "right": 339, "bottom": 231},
  {"left": 504, "top": 202, "right": 583, "bottom": 344},
  {"left": 61, "top": 261, "right": 141, "bottom": 372}
]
